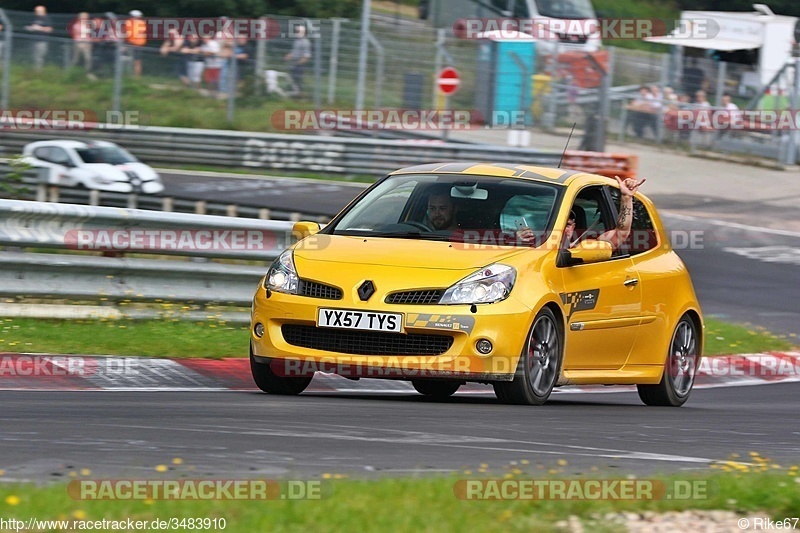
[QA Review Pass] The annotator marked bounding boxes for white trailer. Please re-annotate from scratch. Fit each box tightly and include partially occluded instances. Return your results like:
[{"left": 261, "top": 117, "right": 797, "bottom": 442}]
[{"left": 646, "top": 4, "right": 799, "bottom": 88}]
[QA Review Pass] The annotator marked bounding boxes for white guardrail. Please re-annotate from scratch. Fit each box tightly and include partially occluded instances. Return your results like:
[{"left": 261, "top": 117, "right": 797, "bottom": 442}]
[
  {"left": 0, "top": 124, "right": 564, "bottom": 175},
  {"left": 0, "top": 199, "right": 294, "bottom": 309},
  {"left": 0, "top": 162, "right": 331, "bottom": 222}
]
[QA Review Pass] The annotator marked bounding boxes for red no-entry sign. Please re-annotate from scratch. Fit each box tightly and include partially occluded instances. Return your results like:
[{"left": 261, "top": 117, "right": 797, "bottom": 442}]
[{"left": 437, "top": 67, "right": 461, "bottom": 95}]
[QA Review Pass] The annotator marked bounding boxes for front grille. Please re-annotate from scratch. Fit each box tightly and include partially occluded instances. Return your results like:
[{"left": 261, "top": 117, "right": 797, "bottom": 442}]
[
  {"left": 281, "top": 325, "right": 453, "bottom": 356},
  {"left": 385, "top": 289, "right": 444, "bottom": 305},
  {"left": 298, "top": 280, "right": 343, "bottom": 300}
]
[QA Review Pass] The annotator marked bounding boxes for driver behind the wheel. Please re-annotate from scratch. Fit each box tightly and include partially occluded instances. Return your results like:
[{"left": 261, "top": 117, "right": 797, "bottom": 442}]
[{"left": 426, "top": 189, "right": 459, "bottom": 231}]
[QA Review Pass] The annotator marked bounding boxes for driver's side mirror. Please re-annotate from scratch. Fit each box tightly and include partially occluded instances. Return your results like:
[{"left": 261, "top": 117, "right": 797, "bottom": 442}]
[
  {"left": 292, "top": 221, "right": 321, "bottom": 240},
  {"left": 557, "top": 240, "right": 613, "bottom": 267}
]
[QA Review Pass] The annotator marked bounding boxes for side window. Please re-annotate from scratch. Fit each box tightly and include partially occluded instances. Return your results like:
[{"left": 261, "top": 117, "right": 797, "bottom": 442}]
[
  {"left": 48, "top": 148, "right": 72, "bottom": 166},
  {"left": 33, "top": 147, "right": 52, "bottom": 162},
  {"left": 571, "top": 185, "right": 614, "bottom": 239},
  {"left": 608, "top": 188, "right": 658, "bottom": 255}
]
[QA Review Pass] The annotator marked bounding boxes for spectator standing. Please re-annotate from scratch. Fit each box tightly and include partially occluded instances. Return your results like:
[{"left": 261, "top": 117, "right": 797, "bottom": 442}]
[
  {"left": 94, "top": 16, "right": 117, "bottom": 78},
  {"left": 722, "top": 94, "right": 739, "bottom": 110},
  {"left": 200, "top": 33, "right": 223, "bottom": 96},
  {"left": 285, "top": 24, "right": 311, "bottom": 97},
  {"left": 124, "top": 10, "right": 147, "bottom": 77},
  {"left": 628, "top": 86, "right": 657, "bottom": 138},
  {"left": 180, "top": 33, "right": 204, "bottom": 88},
  {"left": 25, "top": 5, "right": 53, "bottom": 72},
  {"left": 235, "top": 36, "right": 254, "bottom": 64},
  {"left": 216, "top": 31, "right": 235, "bottom": 97},
  {"left": 69, "top": 12, "right": 95, "bottom": 78},
  {"left": 232, "top": 36, "right": 254, "bottom": 95},
  {"left": 663, "top": 87, "right": 678, "bottom": 103},
  {"left": 159, "top": 28, "right": 185, "bottom": 81}
]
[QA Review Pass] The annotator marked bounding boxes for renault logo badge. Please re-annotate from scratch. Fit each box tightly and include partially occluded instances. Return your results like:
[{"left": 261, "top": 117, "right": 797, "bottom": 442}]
[{"left": 358, "top": 280, "right": 375, "bottom": 301}]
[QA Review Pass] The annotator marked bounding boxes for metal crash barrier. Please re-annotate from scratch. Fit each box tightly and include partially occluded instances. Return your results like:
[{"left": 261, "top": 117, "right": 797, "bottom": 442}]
[
  {"left": 0, "top": 199, "right": 294, "bottom": 308},
  {"left": 0, "top": 125, "right": 565, "bottom": 175}
]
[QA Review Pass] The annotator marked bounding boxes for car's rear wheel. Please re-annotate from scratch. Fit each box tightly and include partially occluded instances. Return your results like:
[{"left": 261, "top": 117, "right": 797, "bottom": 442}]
[
  {"left": 250, "top": 352, "right": 312, "bottom": 395},
  {"left": 494, "top": 307, "right": 562, "bottom": 405},
  {"left": 637, "top": 315, "right": 699, "bottom": 407},
  {"left": 411, "top": 380, "right": 462, "bottom": 398}
]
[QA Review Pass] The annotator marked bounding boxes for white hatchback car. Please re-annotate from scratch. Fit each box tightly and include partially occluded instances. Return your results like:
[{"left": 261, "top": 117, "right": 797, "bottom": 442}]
[{"left": 21, "top": 140, "right": 164, "bottom": 194}]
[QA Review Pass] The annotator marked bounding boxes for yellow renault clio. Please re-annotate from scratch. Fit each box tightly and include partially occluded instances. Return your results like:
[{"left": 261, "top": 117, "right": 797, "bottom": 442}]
[{"left": 250, "top": 162, "right": 703, "bottom": 406}]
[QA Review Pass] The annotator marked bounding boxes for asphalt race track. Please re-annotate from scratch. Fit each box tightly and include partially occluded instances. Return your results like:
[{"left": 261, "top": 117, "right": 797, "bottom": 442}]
[
  {"left": 1, "top": 172, "right": 797, "bottom": 483},
  {"left": 1, "top": 383, "right": 798, "bottom": 481},
  {"left": 159, "top": 170, "right": 367, "bottom": 218}
]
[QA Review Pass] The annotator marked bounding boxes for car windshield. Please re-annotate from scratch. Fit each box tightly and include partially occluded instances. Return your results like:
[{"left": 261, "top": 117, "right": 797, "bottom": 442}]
[
  {"left": 534, "top": 0, "right": 595, "bottom": 19},
  {"left": 326, "top": 173, "right": 561, "bottom": 247},
  {"left": 75, "top": 146, "right": 138, "bottom": 165}
]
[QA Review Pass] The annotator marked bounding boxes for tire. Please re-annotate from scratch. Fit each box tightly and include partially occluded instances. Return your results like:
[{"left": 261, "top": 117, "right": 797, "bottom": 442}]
[
  {"left": 412, "top": 379, "right": 462, "bottom": 398},
  {"left": 637, "top": 315, "right": 699, "bottom": 407},
  {"left": 250, "top": 352, "right": 312, "bottom": 395},
  {"left": 494, "top": 308, "right": 563, "bottom": 405}
]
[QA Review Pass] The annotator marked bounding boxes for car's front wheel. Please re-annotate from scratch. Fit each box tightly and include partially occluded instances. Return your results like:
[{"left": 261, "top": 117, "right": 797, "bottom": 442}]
[
  {"left": 494, "top": 307, "right": 563, "bottom": 405},
  {"left": 412, "top": 379, "right": 462, "bottom": 398},
  {"left": 637, "top": 315, "right": 699, "bottom": 407},
  {"left": 250, "top": 352, "right": 312, "bottom": 395}
]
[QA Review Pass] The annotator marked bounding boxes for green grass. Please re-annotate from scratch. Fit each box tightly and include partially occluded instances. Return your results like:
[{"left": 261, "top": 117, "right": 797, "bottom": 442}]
[
  {"left": 0, "top": 316, "right": 249, "bottom": 358},
  {"left": 0, "top": 316, "right": 794, "bottom": 359},
  {"left": 704, "top": 319, "right": 797, "bottom": 355},
  {"left": 0, "top": 468, "right": 798, "bottom": 532},
  {"left": 593, "top": 0, "right": 679, "bottom": 51},
  {"left": 8, "top": 65, "right": 319, "bottom": 134}
]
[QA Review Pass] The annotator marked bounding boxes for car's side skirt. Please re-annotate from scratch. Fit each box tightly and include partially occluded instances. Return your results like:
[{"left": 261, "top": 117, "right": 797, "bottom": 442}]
[{"left": 559, "top": 365, "right": 664, "bottom": 385}]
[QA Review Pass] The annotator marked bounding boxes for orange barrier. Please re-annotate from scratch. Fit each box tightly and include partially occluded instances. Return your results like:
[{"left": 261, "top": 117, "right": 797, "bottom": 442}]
[
  {"left": 562, "top": 150, "right": 638, "bottom": 179},
  {"left": 555, "top": 50, "right": 609, "bottom": 89}
]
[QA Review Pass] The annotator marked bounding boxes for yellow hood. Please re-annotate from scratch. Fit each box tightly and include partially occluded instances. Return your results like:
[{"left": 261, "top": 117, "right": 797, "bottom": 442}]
[{"left": 294, "top": 234, "right": 529, "bottom": 270}]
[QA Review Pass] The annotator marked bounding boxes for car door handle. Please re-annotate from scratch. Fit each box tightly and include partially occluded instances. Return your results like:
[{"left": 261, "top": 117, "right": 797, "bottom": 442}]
[{"left": 623, "top": 278, "right": 639, "bottom": 287}]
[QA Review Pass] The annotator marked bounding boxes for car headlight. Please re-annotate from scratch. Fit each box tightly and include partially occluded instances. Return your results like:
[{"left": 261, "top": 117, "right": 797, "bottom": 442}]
[
  {"left": 439, "top": 263, "right": 516, "bottom": 305},
  {"left": 264, "top": 250, "right": 299, "bottom": 294}
]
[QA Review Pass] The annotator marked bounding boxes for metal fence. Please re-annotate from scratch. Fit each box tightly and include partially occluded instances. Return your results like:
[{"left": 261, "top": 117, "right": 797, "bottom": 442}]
[{"left": 0, "top": 7, "right": 797, "bottom": 164}]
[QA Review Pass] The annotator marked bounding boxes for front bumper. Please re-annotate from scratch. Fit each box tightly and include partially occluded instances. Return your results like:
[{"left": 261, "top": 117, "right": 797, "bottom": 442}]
[{"left": 251, "top": 286, "right": 535, "bottom": 382}]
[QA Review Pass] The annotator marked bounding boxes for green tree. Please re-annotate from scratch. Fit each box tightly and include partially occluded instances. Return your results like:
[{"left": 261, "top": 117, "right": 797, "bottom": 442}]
[
  {"left": 0, "top": 156, "right": 32, "bottom": 200},
  {"left": 0, "top": 0, "right": 363, "bottom": 18}
]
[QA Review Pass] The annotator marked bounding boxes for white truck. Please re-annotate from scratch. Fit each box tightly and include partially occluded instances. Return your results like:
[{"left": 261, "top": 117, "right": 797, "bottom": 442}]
[{"left": 422, "top": 0, "right": 602, "bottom": 52}]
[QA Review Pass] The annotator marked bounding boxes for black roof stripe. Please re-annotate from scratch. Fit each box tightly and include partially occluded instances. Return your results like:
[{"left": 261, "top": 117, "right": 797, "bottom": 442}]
[{"left": 391, "top": 161, "right": 583, "bottom": 184}]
